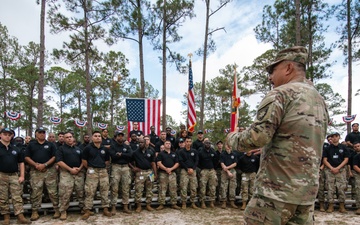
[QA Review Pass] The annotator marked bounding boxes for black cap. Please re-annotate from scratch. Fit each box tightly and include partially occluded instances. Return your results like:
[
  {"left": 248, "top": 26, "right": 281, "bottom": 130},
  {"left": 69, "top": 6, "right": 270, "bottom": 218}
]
[
  {"left": 179, "top": 138, "right": 184, "bottom": 143},
  {"left": 0, "top": 128, "right": 13, "bottom": 134},
  {"left": 197, "top": 130, "right": 203, "bottom": 134},
  {"left": 331, "top": 132, "right": 340, "bottom": 137},
  {"left": 35, "top": 127, "right": 46, "bottom": 133},
  {"left": 115, "top": 130, "right": 124, "bottom": 136},
  {"left": 216, "top": 140, "right": 223, "bottom": 145}
]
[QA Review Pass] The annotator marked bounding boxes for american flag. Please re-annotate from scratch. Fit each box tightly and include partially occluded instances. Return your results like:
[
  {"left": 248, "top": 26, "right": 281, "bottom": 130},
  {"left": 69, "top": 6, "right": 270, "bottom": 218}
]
[
  {"left": 230, "top": 67, "right": 240, "bottom": 132},
  {"left": 126, "top": 98, "right": 161, "bottom": 137},
  {"left": 187, "top": 59, "right": 196, "bottom": 133}
]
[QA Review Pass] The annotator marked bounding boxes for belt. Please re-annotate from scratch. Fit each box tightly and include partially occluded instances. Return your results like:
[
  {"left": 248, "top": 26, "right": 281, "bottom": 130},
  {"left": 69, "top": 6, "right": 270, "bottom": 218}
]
[
  {"left": 114, "top": 164, "right": 129, "bottom": 167},
  {"left": 0, "top": 171, "right": 18, "bottom": 176}
]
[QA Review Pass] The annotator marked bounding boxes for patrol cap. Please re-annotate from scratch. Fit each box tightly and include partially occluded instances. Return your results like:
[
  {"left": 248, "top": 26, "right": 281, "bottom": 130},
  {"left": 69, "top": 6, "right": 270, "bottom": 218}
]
[
  {"left": 197, "top": 130, "right": 203, "bottom": 134},
  {"left": 35, "top": 127, "right": 46, "bottom": 133},
  {"left": 0, "top": 127, "right": 13, "bottom": 134},
  {"left": 216, "top": 140, "right": 223, "bottom": 145},
  {"left": 179, "top": 138, "right": 184, "bottom": 143},
  {"left": 266, "top": 46, "right": 308, "bottom": 73},
  {"left": 331, "top": 132, "right": 340, "bottom": 137}
]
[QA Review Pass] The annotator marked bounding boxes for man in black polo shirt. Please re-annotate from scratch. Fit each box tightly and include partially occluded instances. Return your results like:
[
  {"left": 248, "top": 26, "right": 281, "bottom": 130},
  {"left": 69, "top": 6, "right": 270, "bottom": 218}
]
[
  {"left": 192, "top": 130, "right": 204, "bottom": 151},
  {"left": 79, "top": 134, "right": 90, "bottom": 150},
  {"left": 346, "top": 123, "right": 360, "bottom": 148},
  {"left": 56, "top": 131, "right": 85, "bottom": 220},
  {"left": 0, "top": 128, "right": 31, "bottom": 224},
  {"left": 155, "top": 131, "right": 167, "bottom": 154},
  {"left": 130, "top": 138, "right": 157, "bottom": 213},
  {"left": 129, "top": 133, "right": 139, "bottom": 151},
  {"left": 165, "top": 127, "right": 175, "bottom": 147},
  {"left": 198, "top": 139, "right": 218, "bottom": 209},
  {"left": 109, "top": 131, "right": 133, "bottom": 215},
  {"left": 149, "top": 126, "right": 159, "bottom": 148},
  {"left": 55, "top": 132, "right": 64, "bottom": 149},
  {"left": 178, "top": 137, "right": 199, "bottom": 209},
  {"left": 101, "top": 129, "right": 112, "bottom": 149},
  {"left": 25, "top": 127, "right": 59, "bottom": 221},
  {"left": 323, "top": 132, "right": 349, "bottom": 213},
  {"left": 156, "top": 140, "right": 180, "bottom": 210},
  {"left": 81, "top": 131, "right": 112, "bottom": 220},
  {"left": 129, "top": 122, "right": 144, "bottom": 139}
]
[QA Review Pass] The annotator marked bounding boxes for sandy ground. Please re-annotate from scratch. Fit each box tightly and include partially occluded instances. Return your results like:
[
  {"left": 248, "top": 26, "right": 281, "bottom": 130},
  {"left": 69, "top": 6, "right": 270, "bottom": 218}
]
[{"left": 6, "top": 205, "right": 360, "bottom": 225}]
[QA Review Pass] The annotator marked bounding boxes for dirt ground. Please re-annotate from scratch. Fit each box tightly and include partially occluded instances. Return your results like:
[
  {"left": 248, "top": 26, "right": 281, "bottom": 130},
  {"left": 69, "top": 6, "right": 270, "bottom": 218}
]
[{"left": 7, "top": 205, "right": 360, "bottom": 225}]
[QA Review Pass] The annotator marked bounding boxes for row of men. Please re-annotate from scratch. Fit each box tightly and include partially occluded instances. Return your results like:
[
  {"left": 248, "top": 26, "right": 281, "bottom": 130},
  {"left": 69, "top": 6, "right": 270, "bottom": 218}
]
[{"left": 0, "top": 127, "right": 260, "bottom": 223}]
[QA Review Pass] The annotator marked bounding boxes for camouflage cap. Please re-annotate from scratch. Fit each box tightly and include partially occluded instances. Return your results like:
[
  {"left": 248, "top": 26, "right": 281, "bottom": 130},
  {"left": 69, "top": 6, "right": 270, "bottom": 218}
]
[{"left": 266, "top": 46, "right": 308, "bottom": 73}]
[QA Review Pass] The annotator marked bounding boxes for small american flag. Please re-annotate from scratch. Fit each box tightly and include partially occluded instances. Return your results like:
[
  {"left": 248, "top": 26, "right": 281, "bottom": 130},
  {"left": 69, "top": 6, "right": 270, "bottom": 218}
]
[{"left": 187, "top": 59, "right": 196, "bottom": 133}]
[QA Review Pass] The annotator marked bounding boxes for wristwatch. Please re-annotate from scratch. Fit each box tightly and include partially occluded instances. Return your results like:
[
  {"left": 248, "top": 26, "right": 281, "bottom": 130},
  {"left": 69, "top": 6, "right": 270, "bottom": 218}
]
[{"left": 44, "top": 163, "right": 48, "bottom": 168}]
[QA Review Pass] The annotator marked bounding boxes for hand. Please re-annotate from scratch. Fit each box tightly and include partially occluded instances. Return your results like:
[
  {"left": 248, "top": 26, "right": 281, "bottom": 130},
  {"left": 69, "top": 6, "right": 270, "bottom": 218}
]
[
  {"left": 35, "top": 163, "right": 46, "bottom": 172},
  {"left": 70, "top": 167, "right": 80, "bottom": 175},
  {"left": 227, "top": 170, "right": 233, "bottom": 178},
  {"left": 133, "top": 167, "right": 141, "bottom": 173},
  {"left": 18, "top": 176, "right": 24, "bottom": 184},
  {"left": 116, "top": 152, "right": 122, "bottom": 157},
  {"left": 331, "top": 167, "right": 340, "bottom": 174},
  {"left": 188, "top": 168, "right": 194, "bottom": 175}
]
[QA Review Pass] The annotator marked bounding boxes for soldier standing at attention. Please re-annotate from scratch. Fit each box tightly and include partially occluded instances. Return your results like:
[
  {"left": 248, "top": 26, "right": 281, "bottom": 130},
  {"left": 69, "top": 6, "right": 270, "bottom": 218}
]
[
  {"left": 0, "top": 128, "right": 31, "bottom": 224},
  {"left": 227, "top": 46, "right": 328, "bottom": 224},
  {"left": 81, "top": 131, "right": 112, "bottom": 220},
  {"left": 25, "top": 127, "right": 59, "bottom": 221},
  {"left": 56, "top": 131, "right": 85, "bottom": 220}
]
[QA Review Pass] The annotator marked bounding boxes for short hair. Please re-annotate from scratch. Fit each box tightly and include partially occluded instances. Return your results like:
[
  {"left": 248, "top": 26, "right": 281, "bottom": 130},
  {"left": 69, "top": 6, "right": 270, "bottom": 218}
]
[
  {"left": 57, "top": 132, "right": 65, "bottom": 136},
  {"left": 352, "top": 123, "right": 359, "bottom": 127},
  {"left": 64, "top": 131, "right": 73, "bottom": 137},
  {"left": 92, "top": 130, "right": 101, "bottom": 135}
]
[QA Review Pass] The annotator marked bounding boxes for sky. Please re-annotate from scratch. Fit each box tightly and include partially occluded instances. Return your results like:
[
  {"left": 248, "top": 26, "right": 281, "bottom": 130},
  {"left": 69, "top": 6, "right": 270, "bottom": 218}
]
[{"left": 0, "top": 0, "right": 359, "bottom": 137}]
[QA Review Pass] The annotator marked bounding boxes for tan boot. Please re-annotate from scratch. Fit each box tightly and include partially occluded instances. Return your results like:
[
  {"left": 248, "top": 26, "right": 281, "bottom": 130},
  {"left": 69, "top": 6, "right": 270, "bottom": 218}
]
[
  {"left": 53, "top": 208, "right": 60, "bottom": 219},
  {"left": 240, "top": 201, "right": 247, "bottom": 210},
  {"left": 191, "top": 203, "right": 198, "bottom": 209},
  {"left": 230, "top": 201, "right": 238, "bottom": 209},
  {"left": 171, "top": 204, "right": 180, "bottom": 210},
  {"left": 135, "top": 203, "right": 142, "bottom": 213},
  {"left": 3, "top": 214, "right": 10, "bottom": 225},
  {"left": 319, "top": 201, "right": 325, "bottom": 212},
  {"left": 123, "top": 204, "right": 131, "bottom": 214},
  {"left": 17, "top": 213, "right": 31, "bottom": 224},
  {"left": 30, "top": 210, "right": 39, "bottom": 221},
  {"left": 356, "top": 208, "right": 360, "bottom": 215},
  {"left": 103, "top": 207, "right": 112, "bottom": 217},
  {"left": 209, "top": 201, "right": 215, "bottom": 208},
  {"left": 146, "top": 204, "right": 154, "bottom": 211},
  {"left": 60, "top": 211, "right": 67, "bottom": 221},
  {"left": 339, "top": 202, "right": 347, "bottom": 213},
  {"left": 221, "top": 201, "right": 226, "bottom": 209},
  {"left": 81, "top": 209, "right": 94, "bottom": 215},
  {"left": 81, "top": 209, "right": 91, "bottom": 220},
  {"left": 326, "top": 203, "right": 334, "bottom": 213},
  {"left": 201, "top": 201, "right": 206, "bottom": 209},
  {"left": 156, "top": 204, "right": 164, "bottom": 210},
  {"left": 182, "top": 202, "right": 187, "bottom": 209},
  {"left": 111, "top": 205, "right": 117, "bottom": 215}
]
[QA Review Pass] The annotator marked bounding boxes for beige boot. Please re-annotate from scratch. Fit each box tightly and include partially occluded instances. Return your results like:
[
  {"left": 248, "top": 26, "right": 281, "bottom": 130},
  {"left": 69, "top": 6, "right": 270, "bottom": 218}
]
[
  {"left": 59, "top": 211, "right": 67, "bottom": 221},
  {"left": 182, "top": 202, "right": 187, "bottom": 209},
  {"left": 111, "top": 205, "right": 117, "bottom": 215},
  {"left": 240, "top": 201, "right": 247, "bottom": 210},
  {"left": 3, "top": 214, "right": 10, "bottom": 225},
  {"left": 209, "top": 201, "right": 215, "bottom": 208},
  {"left": 53, "top": 208, "right": 60, "bottom": 219},
  {"left": 171, "top": 204, "right": 180, "bottom": 210},
  {"left": 339, "top": 202, "right": 347, "bottom": 213},
  {"left": 81, "top": 209, "right": 91, "bottom": 220},
  {"left": 201, "top": 201, "right": 206, "bottom": 209},
  {"left": 191, "top": 202, "right": 198, "bottom": 209},
  {"left": 230, "top": 201, "right": 238, "bottom": 209},
  {"left": 135, "top": 203, "right": 142, "bottom": 213},
  {"left": 326, "top": 203, "right": 334, "bottom": 213},
  {"left": 123, "top": 204, "right": 131, "bottom": 214},
  {"left": 156, "top": 204, "right": 164, "bottom": 210},
  {"left": 81, "top": 208, "right": 94, "bottom": 215},
  {"left": 30, "top": 210, "right": 39, "bottom": 221},
  {"left": 146, "top": 203, "right": 154, "bottom": 211},
  {"left": 221, "top": 201, "right": 226, "bottom": 209},
  {"left": 356, "top": 208, "right": 360, "bottom": 215},
  {"left": 17, "top": 213, "right": 31, "bottom": 224},
  {"left": 319, "top": 201, "right": 325, "bottom": 212},
  {"left": 103, "top": 207, "right": 112, "bottom": 217}
]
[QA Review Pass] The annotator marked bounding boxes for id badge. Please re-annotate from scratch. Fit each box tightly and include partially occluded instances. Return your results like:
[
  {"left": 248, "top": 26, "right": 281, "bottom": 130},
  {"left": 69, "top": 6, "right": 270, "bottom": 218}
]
[
  {"left": 88, "top": 169, "right": 95, "bottom": 174},
  {"left": 139, "top": 176, "right": 144, "bottom": 180},
  {"left": 333, "top": 155, "right": 339, "bottom": 159}
]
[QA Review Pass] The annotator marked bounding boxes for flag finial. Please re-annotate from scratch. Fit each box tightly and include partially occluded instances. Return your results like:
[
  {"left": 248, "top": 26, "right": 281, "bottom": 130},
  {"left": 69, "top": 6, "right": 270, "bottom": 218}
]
[{"left": 188, "top": 53, "right": 193, "bottom": 59}]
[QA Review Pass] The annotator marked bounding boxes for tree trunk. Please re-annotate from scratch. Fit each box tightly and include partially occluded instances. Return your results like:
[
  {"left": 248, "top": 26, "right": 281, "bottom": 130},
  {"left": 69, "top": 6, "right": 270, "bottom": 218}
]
[
  {"left": 137, "top": 0, "right": 145, "bottom": 98},
  {"left": 37, "top": 0, "right": 46, "bottom": 127},
  {"left": 162, "top": 0, "right": 167, "bottom": 130},
  {"left": 347, "top": 0, "right": 352, "bottom": 134},
  {"left": 295, "top": 0, "right": 301, "bottom": 45}
]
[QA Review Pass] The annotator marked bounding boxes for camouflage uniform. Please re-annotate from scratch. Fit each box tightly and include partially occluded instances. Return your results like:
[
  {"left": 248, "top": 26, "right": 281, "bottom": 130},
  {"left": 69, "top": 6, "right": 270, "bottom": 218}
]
[
  {"left": 198, "top": 147, "right": 218, "bottom": 202},
  {"left": 58, "top": 169, "right": 85, "bottom": 211},
  {"left": 178, "top": 147, "right": 198, "bottom": 203},
  {"left": 353, "top": 153, "right": 360, "bottom": 208},
  {"left": 317, "top": 169, "right": 326, "bottom": 202},
  {"left": 238, "top": 153, "right": 259, "bottom": 202},
  {"left": 227, "top": 47, "right": 328, "bottom": 224},
  {"left": 220, "top": 169, "right": 237, "bottom": 201}
]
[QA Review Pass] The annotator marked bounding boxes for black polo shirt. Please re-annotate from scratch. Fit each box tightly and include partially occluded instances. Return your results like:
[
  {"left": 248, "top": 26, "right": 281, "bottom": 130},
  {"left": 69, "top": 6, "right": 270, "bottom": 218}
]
[
  {"left": 178, "top": 148, "right": 198, "bottom": 170},
  {"left": 323, "top": 144, "right": 349, "bottom": 167},
  {"left": 25, "top": 140, "right": 56, "bottom": 164},
  {"left": 56, "top": 143, "right": 82, "bottom": 168},
  {"left": 192, "top": 139, "right": 204, "bottom": 151},
  {"left": 129, "top": 130, "right": 143, "bottom": 137},
  {"left": 220, "top": 151, "right": 237, "bottom": 167},
  {"left": 157, "top": 150, "right": 178, "bottom": 171},
  {"left": 132, "top": 147, "right": 155, "bottom": 170},
  {"left": 155, "top": 139, "right": 165, "bottom": 153},
  {"left": 353, "top": 153, "right": 360, "bottom": 171},
  {"left": 215, "top": 150, "right": 223, "bottom": 169},
  {"left": 0, "top": 142, "right": 24, "bottom": 173},
  {"left": 55, "top": 141, "right": 63, "bottom": 149},
  {"left": 102, "top": 137, "right": 112, "bottom": 146},
  {"left": 129, "top": 140, "right": 139, "bottom": 151},
  {"left": 198, "top": 147, "right": 218, "bottom": 169},
  {"left": 345, "top": 131, "right": 360, "bottom": 145},
  {"left": 82, "top": 143, "right": 109, "bottom": 168},
  {"left": 110, "top": 141, "right": 132, "bottom": 165},
  {"left": 79, "top": 142, "right": 89, "bottom": 150},
  {"left": 150, "top": 132, "right": 159, "bottom": 146},
  {"left": 238, "top": 153, "right": 260, "bottom": 173}
]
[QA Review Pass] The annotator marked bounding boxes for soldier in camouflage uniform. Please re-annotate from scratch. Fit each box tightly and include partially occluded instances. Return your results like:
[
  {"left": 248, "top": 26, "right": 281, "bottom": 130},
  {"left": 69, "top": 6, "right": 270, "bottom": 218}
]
[
  {"left": 25, "top": 127, "right": 59, "bottom": 221},
  {"left": 81, "top": 131, "right": 112, "bottom": 220},
  {"left": 219, "top": 144, "right": 237, "bottom": 209},
  {"left": 0, "top": 128, "right": 31, "bottom": 224},
  {"left": 352, "top": 142, "right": 360, "bottom": 214},
  {"left": 109, "top": 131, "right": 133, "bottom": 215},
  {"left": 156, "top": 140, "right": 180, "bottom": 210},
  {"left": 227, "top": 46, "right": 328, "bottom": 224},
  {"left": 323, "top": 132, "right": 349, "bottom": 213},
  {"left": 56, "top": 131, "right": 85, "bottom": 220}
]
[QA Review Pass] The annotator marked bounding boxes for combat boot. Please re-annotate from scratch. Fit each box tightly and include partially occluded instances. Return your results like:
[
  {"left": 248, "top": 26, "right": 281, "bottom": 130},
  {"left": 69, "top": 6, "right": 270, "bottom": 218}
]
[
  {"left": 81, "top": 209, "right": 91, "bottom": 220},
  {"left": 146, "top": 203, "right": 154, "bottom": 211},
  {"left": 17, "top": 213, "right": 31, "bottom": 224},
  {"left": 240, "top": 201, "right": 247, "bottom": 210},
  {"left": 171, "top": 204, "right": 180, "bottom": 210},
  {"left": 182, "top": 202, "right": 187, "bottom": 209},
  {"left": 355, "top": 208, "right": 360, "bottom": 215},
  {"left": 135, "top": 203, "right": 142, "bottom": 213},
  {"left": 326, "top": 203, "right": 334, "bottom": 213},
  {"left": 60, "top": 211, "right": 67, "bottom": 220},
  {"left": 30, "top": 210, "right": 39, "bottom": 221},
  {"left": 81, "top": 209, "right": 94, "bottom": 215},
  {"left": 230, "top": 201, "right": 238, "bottom": 209},
  {"left": 103, "top": 207, "right": 112, "bottom": 217},
  {"left": 123, "top": 204, "right": 131, "bottom": 214},
  {"left": 339, "top": 202, "right": 347, "bottom": 213},
  {"left": 191, "top": 203, "right": 198, "bottom": 209},
  {"left": 201, "top": 201, "right": 206, "bottom": 209},
  {"left": 221, "top": 201, "right": 226, "bottom": 209},
  {"left": 319, "top": 202, "right": 325, "bottom": 212},
  {"left": 156, "top": 204, "right": 164, "bottom": 210},
  {"left": 3, "top": 214, "right": 10, "bottom": 225},
  {"left": 53, "top": 208, "right": 61, "bottom": 219},
  {"left": 111, "top": 205, "right": 117, "bottom": 215},
  {"left": 209, "top": 201, "right": 215, "bottom": 208}
]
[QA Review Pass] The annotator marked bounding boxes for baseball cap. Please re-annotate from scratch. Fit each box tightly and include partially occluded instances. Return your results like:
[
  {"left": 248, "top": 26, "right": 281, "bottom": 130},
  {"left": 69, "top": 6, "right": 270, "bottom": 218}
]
[
  {"left": 266, "top": 46, "right": 308, "bottom": 73},
  {"left": 331, "top": 132, "right": 340, "bottom": 137},
  {"left": 0, "top": 127, "right": 13, "bottom": 134},
  {"left": 35, "top": 127, "right": 46, "bottom": 133},
  {"left": 115, "top": 130, "right": 124, "bottom": 136},
  {"left": 216, "top": 140, "right": 223, "bottom": 145},
  {"left": 179, "top": 138, "right": 184, "bottom": 143},
  {"left": 197, "top": 130, "right": 203, "bottom": 134}
]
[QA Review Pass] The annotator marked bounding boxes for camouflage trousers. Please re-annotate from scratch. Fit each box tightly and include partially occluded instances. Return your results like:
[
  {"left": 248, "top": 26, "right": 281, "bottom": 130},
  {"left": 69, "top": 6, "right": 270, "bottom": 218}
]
[
  {"left": 324, "top": 167, "right": 347, "bottom": 203},
  {"left": 110, "top": 164, "right": 131, "bottom": 205},
  {"left": 158, "top": 172, "right": 178, "bottom": 205},
  {"left": 244, "top": 195, "right": 314, "bottom": 225},
  {"left": 83, "top": 167, "right": 110, "bottom": 210},
  {"left": 235, "top": 168, "right": 242, "bottom": 196},
  {"left": 134, "top": 170, "right": 153, "bottom": 204},
  {"left": 215, "top": 169, "right": 222, "bottom": 201},
  {"left": 180, "top": 169, "right": 198, "bottom": 203},
  {"left": 0, "top": 172, "right": 24, "bottom": 215},
  {"left": 58, "top": 169, "right": 85, "bottom": 212},
  {"left": 30, "top": 166, "right": 59, "bottom": 210},
  {"left": 199, "top": 169, "right": 217, "bottom": 202},
  {"left": 220, "top": 169, "right": 237, "bottom": 201},
  {"left": 353, "top": 172, "right": 360, "bottom": 208},
  {"left": 241, "top": 172, "right": 256, "bottom": 201},
  {"left": 317, "top": 169, "right": 326, "bottom": 202}
]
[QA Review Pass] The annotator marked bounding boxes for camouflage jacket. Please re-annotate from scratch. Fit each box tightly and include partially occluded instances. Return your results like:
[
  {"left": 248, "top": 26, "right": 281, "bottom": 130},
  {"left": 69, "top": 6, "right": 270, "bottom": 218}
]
[{"left": 227, "top": 77, "right": 329, "bottom": 205}]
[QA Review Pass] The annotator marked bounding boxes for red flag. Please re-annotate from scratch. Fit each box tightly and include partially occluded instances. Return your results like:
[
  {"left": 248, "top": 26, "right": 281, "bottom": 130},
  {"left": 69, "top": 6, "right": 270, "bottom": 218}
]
[
  {"left": 230, "top": 69, "right": 240, "bottom": 132},
  {"left": 187, "top": 59, "right": 196, "bottom": 133}
]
